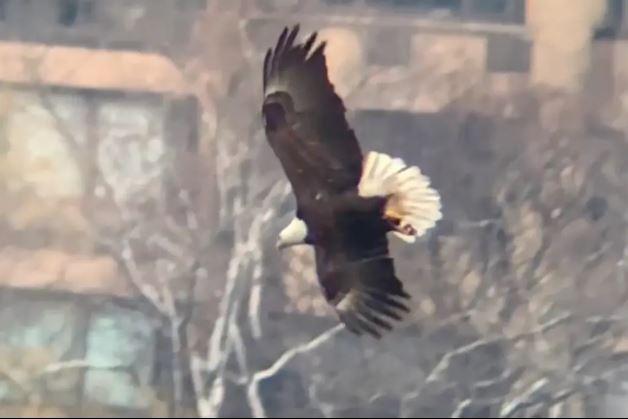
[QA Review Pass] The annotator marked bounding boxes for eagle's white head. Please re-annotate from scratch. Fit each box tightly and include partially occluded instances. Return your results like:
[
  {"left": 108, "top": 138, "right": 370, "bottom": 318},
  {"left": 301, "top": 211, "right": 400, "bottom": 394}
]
[{"left": 277, "top": 217, "right": 308, "bottom": 249}]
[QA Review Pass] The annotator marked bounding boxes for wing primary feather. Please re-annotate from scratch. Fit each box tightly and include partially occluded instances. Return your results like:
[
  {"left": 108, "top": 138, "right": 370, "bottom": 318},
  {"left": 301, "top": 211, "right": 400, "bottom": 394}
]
[
  {"left": 352, "top": 314, "right": 383, "bottom": 339},
  {"left": 285, "top": 24, "right": 300, "bottom": 52},
  {"left": 366, "top": 291, "right": 411, "bottom": 313},
  {"left": 360, "top": 273, "right": 411, "bottom": 298},
  {"left": 263, "top": 48, "right": 272, "bottom": 89},
  {"left": 363, "top": 298, "right": 404, "bottom": 321},
  {"left": 276, "top": 26, "right": 289, "bottom": 53},
  {"left": 362, "top": 280, "right": 409, "bottom": 299},
  {"left": 303, "top": 32, "right": 318, "bottom": 56},
  {"left": 308, "top": 41, "right": 327, "bottom": 62},
  {"left": 357, "top": 304, "right": 394, "bottom": 331},
  {"left": 273, "top": 26, "right": 289, "bottom": 73},
  {"left": 339, "top": 312, "right": 363, "bottom": 336}
]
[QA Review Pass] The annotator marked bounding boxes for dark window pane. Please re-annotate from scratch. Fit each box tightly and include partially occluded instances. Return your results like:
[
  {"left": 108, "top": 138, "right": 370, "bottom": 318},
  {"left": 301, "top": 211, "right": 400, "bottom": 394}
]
[
  {"left": 58, "top": 0, "right": 78, "bottom": 25},
  {"left": 323, "top": 0, "right": 356, "bottom": 4},
  {"left": 365, "top": 0, "right": 462, "bottom": 13},
  {"left": 57, "top": 0, "right": 93, "bottom": 26},
  {"left": 594, "top": 0, "right": 624, "bottom": 38},
  {"left": 363, "top": 0, "right": 524, "bottom": 24},
  {"left": 470, "top": 0, "right": 507, "bottom": 14}
]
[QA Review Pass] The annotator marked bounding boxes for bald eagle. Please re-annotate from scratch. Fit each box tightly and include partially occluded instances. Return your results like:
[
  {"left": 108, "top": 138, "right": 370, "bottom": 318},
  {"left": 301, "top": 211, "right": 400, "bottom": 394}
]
[{"left": 262, "top": 25, "right": 442, "bottom": 338}]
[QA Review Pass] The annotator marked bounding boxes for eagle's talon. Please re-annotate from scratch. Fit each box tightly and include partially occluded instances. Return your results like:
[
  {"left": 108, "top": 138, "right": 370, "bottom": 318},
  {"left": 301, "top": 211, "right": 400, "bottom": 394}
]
[{"left": 402, "top": 224, "right": 417, "bottom": 236}]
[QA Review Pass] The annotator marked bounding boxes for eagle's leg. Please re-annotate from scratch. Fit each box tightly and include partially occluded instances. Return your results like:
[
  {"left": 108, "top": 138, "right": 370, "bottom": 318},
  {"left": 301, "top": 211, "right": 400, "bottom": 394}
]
[
  {"left": 383, "top": 209, "right": 417, "bottom": 236},
  {"left": 381, "top": 195, "right": 412, "bottom": 234}
]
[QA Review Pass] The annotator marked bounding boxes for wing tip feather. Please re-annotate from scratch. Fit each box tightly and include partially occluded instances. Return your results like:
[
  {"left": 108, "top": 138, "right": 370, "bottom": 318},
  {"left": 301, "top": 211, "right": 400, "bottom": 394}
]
[{"left": 332, "top": 259, "right": 412, "bottom": 339}]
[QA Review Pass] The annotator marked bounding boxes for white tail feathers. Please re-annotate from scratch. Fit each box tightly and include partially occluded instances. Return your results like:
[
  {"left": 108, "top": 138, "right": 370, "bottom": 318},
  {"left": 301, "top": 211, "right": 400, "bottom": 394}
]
[{"left": 358, "top": 151, "right": 442, "bottom": 243}]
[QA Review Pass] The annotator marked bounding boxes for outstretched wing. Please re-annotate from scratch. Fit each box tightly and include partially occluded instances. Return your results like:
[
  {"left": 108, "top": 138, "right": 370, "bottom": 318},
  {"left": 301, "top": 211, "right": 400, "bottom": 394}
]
[
  {"left": 314, "top": 228, "right": 411, "bottom": 339},
  {"left": 262, "top": 25, "right": 363, "bottom": 205}
]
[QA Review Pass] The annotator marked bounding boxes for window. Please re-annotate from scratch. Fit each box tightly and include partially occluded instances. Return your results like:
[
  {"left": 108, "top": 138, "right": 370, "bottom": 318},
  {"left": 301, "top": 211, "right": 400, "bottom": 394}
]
[
  {"left": 365, "top": 0, "right": 462, "bottom": 16},
  {"left": 323, "top": 0, "right": 356, "bottom": 4},
  {"left": 468, "top": 0, "right": 507, "bottom": 15},
  {"left": 463, "top": 0, "right": 524, "bottom": 24},
  {"left": 595, "top": 0, "right": 628, "bottom": 39},
  {"left": 57, "top": 0, "right": 94, "bottom": 26},
  {"left": 0, "top": 85, "right": 199, "bottom": 212},
  {"left": 362, "top": 0, "right": 524, "bottom": 24}
]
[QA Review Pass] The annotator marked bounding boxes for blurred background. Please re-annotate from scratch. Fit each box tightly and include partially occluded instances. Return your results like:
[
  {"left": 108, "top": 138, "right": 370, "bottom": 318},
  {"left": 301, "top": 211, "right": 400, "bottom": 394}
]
[{"left": 0, "top": 0, "right": 626, "bottom": 417}]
